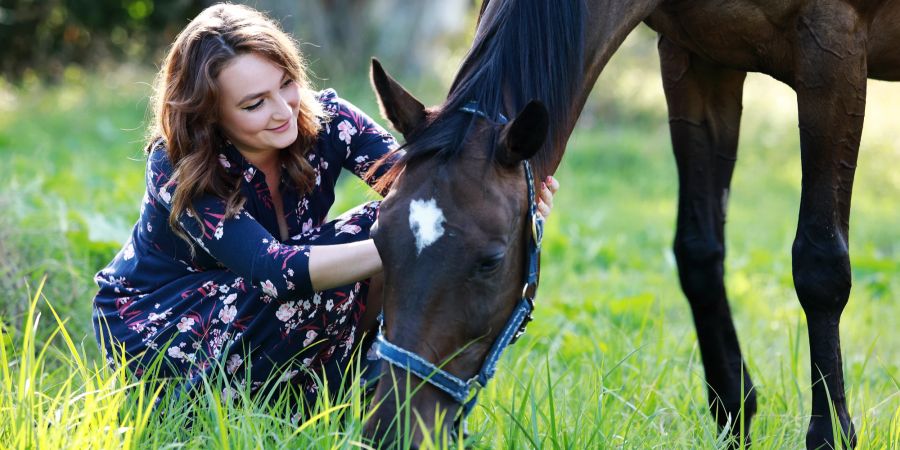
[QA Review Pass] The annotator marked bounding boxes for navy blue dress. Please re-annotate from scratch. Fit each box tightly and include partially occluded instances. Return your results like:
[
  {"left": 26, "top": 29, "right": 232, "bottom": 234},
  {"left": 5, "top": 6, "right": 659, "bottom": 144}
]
[{"left": 93, "top": 89, "right": 396, "bottom": 402}]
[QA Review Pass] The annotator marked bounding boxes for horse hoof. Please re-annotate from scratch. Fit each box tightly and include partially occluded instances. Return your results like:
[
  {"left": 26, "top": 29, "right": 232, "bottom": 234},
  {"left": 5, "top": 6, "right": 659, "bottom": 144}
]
[{"left": 806, "top": 415, "right": 857, "bottom": 449}]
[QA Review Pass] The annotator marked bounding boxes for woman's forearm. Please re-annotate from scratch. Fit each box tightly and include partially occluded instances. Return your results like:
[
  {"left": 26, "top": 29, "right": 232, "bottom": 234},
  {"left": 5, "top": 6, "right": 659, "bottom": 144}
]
[{"left": 308, "top": 239, "right": 383, "bottom": 291}]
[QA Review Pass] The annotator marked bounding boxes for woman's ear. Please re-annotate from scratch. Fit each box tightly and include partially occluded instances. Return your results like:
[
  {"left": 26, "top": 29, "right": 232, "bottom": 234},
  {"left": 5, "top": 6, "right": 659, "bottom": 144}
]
[
  {"left": 370, "top": 58, "right": 427, "bottom": 138},
  {"left": 496, "top": 100, "right": 549, "bottom": 167}
]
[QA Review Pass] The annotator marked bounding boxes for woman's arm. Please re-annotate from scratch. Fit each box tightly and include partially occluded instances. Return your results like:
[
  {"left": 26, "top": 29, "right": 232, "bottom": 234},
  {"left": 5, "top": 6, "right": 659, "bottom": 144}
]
[{"left": 308, "top": 239, "right": 381, "bottom": 291}]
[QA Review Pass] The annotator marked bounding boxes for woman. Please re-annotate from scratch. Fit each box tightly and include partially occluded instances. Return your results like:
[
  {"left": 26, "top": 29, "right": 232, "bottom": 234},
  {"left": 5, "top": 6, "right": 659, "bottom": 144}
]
[{"left": 93, "top": 3, "right": 559, "bottom": 407}]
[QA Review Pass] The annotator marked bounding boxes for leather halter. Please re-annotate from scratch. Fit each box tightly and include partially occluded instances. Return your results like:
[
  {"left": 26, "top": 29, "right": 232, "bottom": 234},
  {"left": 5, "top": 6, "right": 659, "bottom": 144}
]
[{"left": 374, "top": 101, "right": 544, "bottom": 417}]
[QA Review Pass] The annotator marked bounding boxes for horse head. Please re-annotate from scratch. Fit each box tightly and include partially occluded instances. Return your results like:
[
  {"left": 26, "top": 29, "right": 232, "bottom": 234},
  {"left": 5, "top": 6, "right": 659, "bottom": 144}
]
[
  {"left": 363, "top": 59, "right": 549, "bottom": 446},
  {"left": 361, "top": 0, "right": 585, "bottom": 444}
]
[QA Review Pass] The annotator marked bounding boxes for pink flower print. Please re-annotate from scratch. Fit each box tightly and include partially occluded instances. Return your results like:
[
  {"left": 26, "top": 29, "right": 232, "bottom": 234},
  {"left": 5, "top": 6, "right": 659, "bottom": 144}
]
[
  {"left": 167, "top": 346, "right": 185, "bottom": 359},
  {"left": 261, "top": 280, "right": 278, "bottom": 297},
  {"left": 223, "top": 293, "right": 237, "bottom": 305},
  {"left": 337, "top": 224, "right": 361, "bottom": 236},
  {"left": 226, "top": 354, "right": 243, "bottom": 374},
  {"left": 325, "top": 299, "right": 334, "bottom": 311},
  {"left": 219, "top": 305, "right": 237, "bottom": 324},
  {"left": 222, "top": 386, "right": 236, "bottom": 403},
  {"left": 302, "top": 218, "right": 313, "bottom": 233},
  {"left": 214, "top": 225, "right": 224, "bottom": 240},
  {"left": 275, "top": 302, "right": 297, "bottom": 322},
  {"left": 123, "top": 242, "right": 135, "bottom": 260},
  {"left": 147, "top": 308, "right": 171, "bottom": 322},
  {"left": 303, "top": 330, "right": 318, "bottom": 347},
  {"left": 201, "top": 281, "right": 219, "bottom": 297},
  {"left": 279, "top": 369, "right": 299, "bottom": 383},
  {"left": 244, "top": 167, "right": 256, "bottom": 183},
  {"left": 218, "top": 153, "right": 231, "bottom": 168},
  {"left": 337, "top": 120, "right": 357, "bottom": 144},
  {"left": 176, "top": 317, "right": 195, "bottom": 333},
  {"left": 159, "top": 186, "right": 172, "bottom": 204}
]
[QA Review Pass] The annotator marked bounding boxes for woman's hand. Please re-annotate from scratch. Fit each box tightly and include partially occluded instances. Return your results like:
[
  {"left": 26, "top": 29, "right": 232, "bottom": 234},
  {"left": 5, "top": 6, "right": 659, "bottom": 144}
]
[{"left": 536, "top": 175, "right": 560, "bottom": 219}]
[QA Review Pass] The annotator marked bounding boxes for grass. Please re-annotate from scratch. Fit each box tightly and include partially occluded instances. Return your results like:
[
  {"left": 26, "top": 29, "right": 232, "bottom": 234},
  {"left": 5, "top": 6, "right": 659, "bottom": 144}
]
[{"left": 0, "top": 30, "right": 898, "bottom": 448}]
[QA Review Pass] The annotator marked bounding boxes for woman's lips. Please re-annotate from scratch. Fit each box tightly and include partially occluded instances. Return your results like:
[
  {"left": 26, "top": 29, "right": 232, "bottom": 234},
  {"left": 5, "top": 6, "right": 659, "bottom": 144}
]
[{"left": 268, "top": 121, "right": 290, "bottom": 132}]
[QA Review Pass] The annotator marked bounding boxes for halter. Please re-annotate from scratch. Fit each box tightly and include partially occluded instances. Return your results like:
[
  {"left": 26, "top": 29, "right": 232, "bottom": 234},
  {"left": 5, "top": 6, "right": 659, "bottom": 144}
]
[{"left": 374, "top": 101, "right": 544, "bottom": 418}]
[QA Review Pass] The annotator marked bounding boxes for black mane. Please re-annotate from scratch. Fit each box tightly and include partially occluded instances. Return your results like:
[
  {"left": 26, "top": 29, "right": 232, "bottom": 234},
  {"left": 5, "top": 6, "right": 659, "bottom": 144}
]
[{"left": 394, "top": 0, "right": 585, "bottom": 171}]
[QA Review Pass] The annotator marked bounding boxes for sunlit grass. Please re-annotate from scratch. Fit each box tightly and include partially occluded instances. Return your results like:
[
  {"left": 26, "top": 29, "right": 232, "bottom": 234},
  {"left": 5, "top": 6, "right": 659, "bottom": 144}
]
[{"left": 1, "top": 30, "right": 898, "bottom": 448}]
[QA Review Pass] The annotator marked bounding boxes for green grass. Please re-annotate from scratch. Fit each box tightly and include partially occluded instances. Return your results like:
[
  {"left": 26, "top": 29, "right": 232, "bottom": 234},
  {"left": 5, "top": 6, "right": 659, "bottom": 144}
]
[{"left": 1, "top": 37, "right": 898, "bottom": 448}]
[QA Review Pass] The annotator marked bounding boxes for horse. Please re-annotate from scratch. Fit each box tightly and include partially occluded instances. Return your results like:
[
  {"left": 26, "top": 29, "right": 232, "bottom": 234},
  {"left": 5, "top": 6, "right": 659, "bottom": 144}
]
[{"left": 362, "top": 0, "right": 900, "bottom": 448}]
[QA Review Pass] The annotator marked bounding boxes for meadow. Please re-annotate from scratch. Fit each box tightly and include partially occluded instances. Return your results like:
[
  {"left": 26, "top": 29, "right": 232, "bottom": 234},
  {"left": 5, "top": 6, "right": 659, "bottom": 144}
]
[{"left": 0, "top": 30, "right": 897, "bottom": 448}]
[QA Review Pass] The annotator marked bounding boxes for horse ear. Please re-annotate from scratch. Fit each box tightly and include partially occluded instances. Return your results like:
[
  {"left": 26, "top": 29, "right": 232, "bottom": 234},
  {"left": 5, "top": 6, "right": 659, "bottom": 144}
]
[
  {"left": 370, "top": 58, "right": 427, "bottom": 138},
  {"left": 497, "top": 100, "right": 549, "bottom": 167}
]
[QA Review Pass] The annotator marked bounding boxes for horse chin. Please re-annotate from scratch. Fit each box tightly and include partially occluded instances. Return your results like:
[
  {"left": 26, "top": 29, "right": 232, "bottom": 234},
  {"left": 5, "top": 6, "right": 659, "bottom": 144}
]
[{"left": 364, "top": 368, "right": 461, "bottom": 448}]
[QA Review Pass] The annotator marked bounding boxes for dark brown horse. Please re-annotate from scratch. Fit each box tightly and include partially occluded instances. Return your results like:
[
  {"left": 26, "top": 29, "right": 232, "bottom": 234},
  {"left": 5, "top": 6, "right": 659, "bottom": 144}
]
[{"left": 363, "top": 0, "right": 900, "bottom": 448}]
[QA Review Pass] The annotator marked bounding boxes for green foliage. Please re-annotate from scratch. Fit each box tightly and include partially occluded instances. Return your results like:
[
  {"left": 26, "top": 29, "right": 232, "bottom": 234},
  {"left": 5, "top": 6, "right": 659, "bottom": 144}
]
[{"left": 0, "top": 0, "right": 208, "bottom": 81}]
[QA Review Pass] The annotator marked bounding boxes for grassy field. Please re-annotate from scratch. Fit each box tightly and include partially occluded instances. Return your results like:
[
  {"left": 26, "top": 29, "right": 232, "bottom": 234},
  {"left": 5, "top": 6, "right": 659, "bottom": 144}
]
[{"left": 0, "top": 30, "right": 898, "bottom": 448}]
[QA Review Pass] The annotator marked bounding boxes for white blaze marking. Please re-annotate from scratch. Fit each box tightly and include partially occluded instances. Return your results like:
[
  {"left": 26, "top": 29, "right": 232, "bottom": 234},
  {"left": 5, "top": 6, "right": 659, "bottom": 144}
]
[{"left": 409, "top": 198, "right": 446, "bottom": 255}]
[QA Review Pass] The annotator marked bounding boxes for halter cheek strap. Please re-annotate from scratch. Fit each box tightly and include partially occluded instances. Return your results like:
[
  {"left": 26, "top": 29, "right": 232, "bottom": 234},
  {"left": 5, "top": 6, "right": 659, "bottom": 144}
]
[{"left": 374, "top": 102, "right": 543, "bottom": 418}]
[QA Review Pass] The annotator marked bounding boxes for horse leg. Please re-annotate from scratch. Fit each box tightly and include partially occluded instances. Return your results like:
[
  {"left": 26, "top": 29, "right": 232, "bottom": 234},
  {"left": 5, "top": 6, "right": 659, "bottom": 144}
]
[
  {"left": 658, "top": 36, "right": 754, "bottom": 445},
  {"left": 793, "top": 4, "right": 865, "bottom": 448}
]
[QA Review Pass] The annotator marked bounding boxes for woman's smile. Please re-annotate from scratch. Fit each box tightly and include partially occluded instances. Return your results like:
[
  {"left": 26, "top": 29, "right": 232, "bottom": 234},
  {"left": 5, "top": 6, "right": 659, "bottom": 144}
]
[{"left": 268, "top": 120, "right": 292, "bottom": 133}]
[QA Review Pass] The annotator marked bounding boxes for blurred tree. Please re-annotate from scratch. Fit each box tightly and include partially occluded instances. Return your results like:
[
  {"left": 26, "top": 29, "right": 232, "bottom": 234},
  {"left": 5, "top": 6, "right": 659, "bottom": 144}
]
[
  {"left": 0, "top": 0, "right": 211, "bottom": 81},
  {"left": 0, "top": 0, "right": 477, "bottom": 84},
  {"left": 255, "top": 0, "right": 475, "bottom": 84}
]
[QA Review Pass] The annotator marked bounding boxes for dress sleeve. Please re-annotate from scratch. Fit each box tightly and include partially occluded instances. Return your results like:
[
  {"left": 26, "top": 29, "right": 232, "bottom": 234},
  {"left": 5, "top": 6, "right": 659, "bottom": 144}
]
[
  {"left": 321, "top": 89, "right": 402, "bottom": 191},
  {"left": 146, "top": 148, "right": 314, "bottom": 300}
]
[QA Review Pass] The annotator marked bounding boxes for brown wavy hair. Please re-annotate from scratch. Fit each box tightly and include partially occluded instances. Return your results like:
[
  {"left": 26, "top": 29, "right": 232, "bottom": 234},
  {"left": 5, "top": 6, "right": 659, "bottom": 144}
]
[{"left": 147, "top": 3, "right": 324, "bottom": 245}]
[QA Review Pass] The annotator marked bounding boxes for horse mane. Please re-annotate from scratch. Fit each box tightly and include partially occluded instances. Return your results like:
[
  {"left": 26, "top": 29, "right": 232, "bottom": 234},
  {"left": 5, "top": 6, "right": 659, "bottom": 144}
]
[{"left": 370, "top": 0, "right": 585, "bottom": 191}]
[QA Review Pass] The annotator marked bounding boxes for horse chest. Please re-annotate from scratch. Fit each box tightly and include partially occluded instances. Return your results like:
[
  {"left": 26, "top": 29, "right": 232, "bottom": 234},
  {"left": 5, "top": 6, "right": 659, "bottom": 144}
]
[
  {"left": 867, "top": 1, "right": 900, "bottom": 80},
  {"left": 648, "top": 0, "right": 900, "bottom": 82},
  {"left": 646, "top": 1, "right": 799, "bottom": 80}
]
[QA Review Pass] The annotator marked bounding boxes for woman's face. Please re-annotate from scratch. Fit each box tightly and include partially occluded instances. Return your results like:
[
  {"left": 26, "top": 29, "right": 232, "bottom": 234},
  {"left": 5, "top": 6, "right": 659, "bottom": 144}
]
[{"left": 217, "top": 52, "right": 300, "bottom": 162}]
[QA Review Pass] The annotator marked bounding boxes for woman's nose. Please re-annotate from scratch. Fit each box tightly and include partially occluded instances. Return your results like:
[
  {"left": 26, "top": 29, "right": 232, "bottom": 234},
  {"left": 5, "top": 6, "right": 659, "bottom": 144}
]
[{"left": 272, "top": 94, "right": 294, "bottom": 120}]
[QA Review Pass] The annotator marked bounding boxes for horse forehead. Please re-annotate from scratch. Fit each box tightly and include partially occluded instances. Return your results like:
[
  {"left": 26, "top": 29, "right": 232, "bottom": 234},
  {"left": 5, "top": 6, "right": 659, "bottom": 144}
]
[{"left": 408, "top": 197, "right": 446, "bottom": 256}]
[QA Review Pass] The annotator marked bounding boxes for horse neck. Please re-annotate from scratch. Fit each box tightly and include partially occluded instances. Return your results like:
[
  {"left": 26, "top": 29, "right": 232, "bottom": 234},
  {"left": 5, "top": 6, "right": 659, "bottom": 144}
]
[{"left": 532, "top": 0, "right": 663, "bottom": 180}]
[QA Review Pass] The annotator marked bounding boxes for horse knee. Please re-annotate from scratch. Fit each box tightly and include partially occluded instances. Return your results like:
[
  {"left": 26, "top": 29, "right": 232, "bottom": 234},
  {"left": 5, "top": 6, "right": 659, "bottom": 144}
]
[
  {"left": 673, "top": 236, "right": 725, "bottom": 308},
  {"left": 792, "top": 231, "right": 851, "bottom": 315}
]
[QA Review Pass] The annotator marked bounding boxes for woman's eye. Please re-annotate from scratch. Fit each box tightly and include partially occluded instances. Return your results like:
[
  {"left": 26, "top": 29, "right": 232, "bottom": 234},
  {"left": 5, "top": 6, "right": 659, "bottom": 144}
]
[
  {"left": 243, "top": 99, "right": 264, "bottom": 111},
  {"left": 282, "top": 78, "right": 294, "bottom": 87}
]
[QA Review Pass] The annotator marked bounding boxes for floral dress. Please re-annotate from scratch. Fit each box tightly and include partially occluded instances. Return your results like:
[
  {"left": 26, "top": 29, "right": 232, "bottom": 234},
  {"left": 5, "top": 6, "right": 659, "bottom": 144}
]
[{"left": 93, "top": 89, "right": 396, "bottom": 404}]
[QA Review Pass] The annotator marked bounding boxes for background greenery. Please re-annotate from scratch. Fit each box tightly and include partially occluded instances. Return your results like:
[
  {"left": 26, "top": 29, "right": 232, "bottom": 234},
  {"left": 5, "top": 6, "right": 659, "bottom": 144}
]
[{"left": 0, "top": 7, "right": 897, "bottom": 449}]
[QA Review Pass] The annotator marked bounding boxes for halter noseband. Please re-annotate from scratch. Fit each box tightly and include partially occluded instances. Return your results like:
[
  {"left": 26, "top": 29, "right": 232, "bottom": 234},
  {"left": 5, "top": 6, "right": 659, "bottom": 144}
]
[{"left": 374, "top": 101, "right": 544, "bottom": 418}]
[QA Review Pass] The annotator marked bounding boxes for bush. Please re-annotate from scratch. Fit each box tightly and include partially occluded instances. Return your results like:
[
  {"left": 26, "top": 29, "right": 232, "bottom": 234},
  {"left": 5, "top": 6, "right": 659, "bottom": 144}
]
[{"left": 0, "top": 0, "right": 209, "bottom": 81}]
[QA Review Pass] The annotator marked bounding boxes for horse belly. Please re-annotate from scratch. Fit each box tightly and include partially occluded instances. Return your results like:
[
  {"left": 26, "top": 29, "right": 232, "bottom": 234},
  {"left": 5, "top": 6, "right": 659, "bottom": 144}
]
[
  {"left": 647, "top": 1, "right": 795, "bottom": 80},
  {"left": 867, "top": 0, "right": 900, "bottom": 81}
]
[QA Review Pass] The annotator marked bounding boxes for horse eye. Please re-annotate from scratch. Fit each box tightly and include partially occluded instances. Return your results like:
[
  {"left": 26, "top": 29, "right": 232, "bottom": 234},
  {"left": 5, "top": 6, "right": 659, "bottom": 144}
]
[{"left": 477, "top": 254, "right": 504, "bottom": 274}]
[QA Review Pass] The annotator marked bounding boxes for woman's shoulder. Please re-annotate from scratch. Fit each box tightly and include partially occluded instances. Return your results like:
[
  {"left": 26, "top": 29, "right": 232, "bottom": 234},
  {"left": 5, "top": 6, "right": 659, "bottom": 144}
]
[
  {"left": 316, "top": 87, "right": 339, "bottom": 105},
  {"left": 145, "top": 138, "right": 173, "bottom": 170},
  {"left": 315, "top": 88, "right": 342, "bottom": 123},
  {"left": 143, "top": 138, "right": 179, "bottom": 192},
  {"left": 315, "top": 88, "right": 372, "bottom": 121}
]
